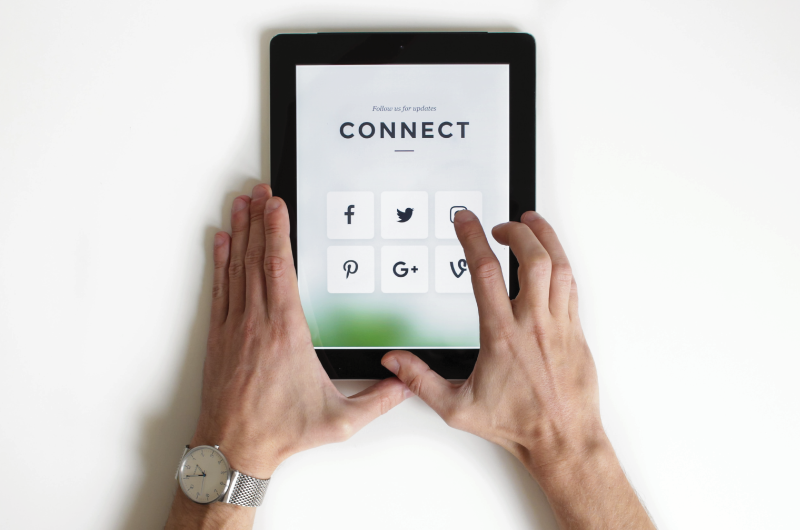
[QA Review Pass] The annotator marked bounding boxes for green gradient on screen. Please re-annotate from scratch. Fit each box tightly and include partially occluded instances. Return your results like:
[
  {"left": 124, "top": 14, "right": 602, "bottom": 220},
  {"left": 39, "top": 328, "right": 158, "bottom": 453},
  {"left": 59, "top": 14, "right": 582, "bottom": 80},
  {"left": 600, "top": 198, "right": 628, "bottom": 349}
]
[{"left": 309, "top": 306, "right": 478, "bottom": 348}]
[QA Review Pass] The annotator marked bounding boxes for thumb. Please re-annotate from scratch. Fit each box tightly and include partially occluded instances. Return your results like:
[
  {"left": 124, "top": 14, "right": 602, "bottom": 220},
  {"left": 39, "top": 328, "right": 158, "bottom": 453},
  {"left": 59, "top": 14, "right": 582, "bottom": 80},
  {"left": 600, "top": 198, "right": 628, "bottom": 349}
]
[
  {"left": 340, "top": 377, "right": 411, "bottom": 438},
  {"left": 381, "top": 351, "right": 460, "bottom": 417}
]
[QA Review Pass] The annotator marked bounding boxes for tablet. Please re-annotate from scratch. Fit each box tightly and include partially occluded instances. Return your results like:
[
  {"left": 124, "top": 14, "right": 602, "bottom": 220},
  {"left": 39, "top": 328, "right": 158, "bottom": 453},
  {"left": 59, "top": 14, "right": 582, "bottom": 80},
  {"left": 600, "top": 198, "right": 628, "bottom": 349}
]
[{"left": 270, "top": 32, "right": 535, "bottom": 379}]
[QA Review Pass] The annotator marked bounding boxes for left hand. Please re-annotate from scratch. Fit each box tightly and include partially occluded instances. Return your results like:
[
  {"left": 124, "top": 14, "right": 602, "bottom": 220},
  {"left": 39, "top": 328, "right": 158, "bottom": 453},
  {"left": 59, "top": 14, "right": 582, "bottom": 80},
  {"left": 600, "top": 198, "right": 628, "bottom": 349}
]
[{"left": 192, "top": 183, "right": 411, "bottom": 479}]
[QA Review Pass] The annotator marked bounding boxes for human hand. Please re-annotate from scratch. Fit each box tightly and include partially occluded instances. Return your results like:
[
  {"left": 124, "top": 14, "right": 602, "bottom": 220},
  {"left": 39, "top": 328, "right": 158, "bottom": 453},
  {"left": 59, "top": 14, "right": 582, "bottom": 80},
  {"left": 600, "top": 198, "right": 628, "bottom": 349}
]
[
  {"left": 382, "top": 210, "right": 600, "bottom": 476},
  {"left": 381, "top": 210, "right": 654, "bottom": 528},
  {"left": 192, "top": 184, "right": 410, "bottom": 480}
]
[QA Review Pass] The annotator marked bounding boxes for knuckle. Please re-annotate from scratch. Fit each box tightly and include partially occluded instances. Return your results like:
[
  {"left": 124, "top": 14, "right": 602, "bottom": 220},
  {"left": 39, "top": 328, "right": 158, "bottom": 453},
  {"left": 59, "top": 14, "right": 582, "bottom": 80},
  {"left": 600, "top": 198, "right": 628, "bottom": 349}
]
[
  {"left": 406, "top": 368, "right": 429, "bottom": 397},
  {"left": 266, "top": 320, "right": 291, "bottom": 345},
  {"left": 472, "top": 255, "right": 501, "bottom": 280},
  {"left": 264, "top": 221, "right": 284, "bottom": 237},
  {"left": 520, "top": 253, "right": 551, "bottom": 279},
  {"left": 228, "top": 258, "right": 245, "bottom": 279},
  {"left": 533, "top": 319, "right": 549, "bottom": 336},
  {"left": 213, "top": 258, "right": 227, "bottom": 271},
  {"left": 241, "top": 315, "right": 261, "bottom": 342},
  {"left": 244, "top": 245, "right": 264, "bottom": 267},
  {"left": 489, "top": 321, "right": 517, "bottom": 346},
  {"left": 231, "top": 221, "right": 248, "bottom": 236},
  {"left": 211, "top": 282, "right": 225, "bottom": 299},
  {"left": 552, "top": 261, "right": 573, "bottom": 284},
  {"left": 249, "top": 209, "right": 264, "bottom": 224},
  {"left": 263, "top": 255, "right": 288, "bottom": 279},
  {"left": 532, "top": 251, "right": 552, "bottom": 269}
]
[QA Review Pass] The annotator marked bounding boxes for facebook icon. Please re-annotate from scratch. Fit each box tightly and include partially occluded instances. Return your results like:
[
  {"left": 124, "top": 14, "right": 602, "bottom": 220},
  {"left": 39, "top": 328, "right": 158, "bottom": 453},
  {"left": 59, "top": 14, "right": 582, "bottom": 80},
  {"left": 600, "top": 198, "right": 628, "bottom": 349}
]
[
  {"left": 344, "top": 204, "right": 355, "bottom": 224},
  {"left": 327, "top": 192, "right": 373, "bottom": 239}
]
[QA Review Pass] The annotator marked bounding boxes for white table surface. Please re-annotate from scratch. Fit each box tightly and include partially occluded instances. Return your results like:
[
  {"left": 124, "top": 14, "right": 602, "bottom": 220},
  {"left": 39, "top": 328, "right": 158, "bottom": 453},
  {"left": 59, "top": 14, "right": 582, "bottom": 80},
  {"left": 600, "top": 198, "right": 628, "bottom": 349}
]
[{"left": 1, "top": 1, "right": 799, "bottom": 528}]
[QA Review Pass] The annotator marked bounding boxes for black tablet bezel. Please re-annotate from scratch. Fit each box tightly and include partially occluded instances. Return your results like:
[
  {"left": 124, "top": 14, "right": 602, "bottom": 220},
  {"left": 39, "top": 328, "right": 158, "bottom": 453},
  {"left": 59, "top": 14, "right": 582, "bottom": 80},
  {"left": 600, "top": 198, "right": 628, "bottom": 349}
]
[{"left": 270, "top": 32, "right": 535, "bottom": 379}]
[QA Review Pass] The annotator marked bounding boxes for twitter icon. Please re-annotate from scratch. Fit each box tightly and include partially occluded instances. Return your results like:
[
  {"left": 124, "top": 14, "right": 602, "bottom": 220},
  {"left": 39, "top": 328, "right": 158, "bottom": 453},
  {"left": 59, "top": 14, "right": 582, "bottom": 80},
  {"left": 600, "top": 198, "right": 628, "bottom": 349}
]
[
  {"left": 396, "top": 208, "right": 414, "bottom": 223},
  {"left": 381, "top": 191, "right": 428, "bottom": 239}
]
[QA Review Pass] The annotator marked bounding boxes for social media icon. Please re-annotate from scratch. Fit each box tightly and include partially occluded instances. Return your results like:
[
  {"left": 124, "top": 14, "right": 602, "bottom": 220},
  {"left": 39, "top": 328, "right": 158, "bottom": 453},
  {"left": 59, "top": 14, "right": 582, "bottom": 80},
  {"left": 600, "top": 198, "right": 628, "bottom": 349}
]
[
  {"left": 450, "top": 206, "right": 467, "bottom": 223},
  {"left": 381, "top": 192, "right": 428, "bottom": 239},
  {"left": 396, "top": 208, "right": 414, "bottom": 223},
  {"left": 381, "top": 246, "right": 428, "bottom": 293},
  {"left": 393, "top": 261, "right": 419, "bottom": 277},
  {"left": 450, "top": 259, "right": 468, "bottom": 278},
  {"left": 343, "top": 259, "right": 358, "bottom": 278},
  {"left": 344, "top": 205, "right": 356, "bottom": 224},
  {"left": 435, "top": 192, "right": 482, "bottom": 239},
  {"left": 327, "top": 192, "right": 374, "bottom": 239},
  {"left": 436, "top": 246, "right": 472, "bottom": 293},
  {"left": 328, "top": 246, "right": 374, "bottom": 293}
]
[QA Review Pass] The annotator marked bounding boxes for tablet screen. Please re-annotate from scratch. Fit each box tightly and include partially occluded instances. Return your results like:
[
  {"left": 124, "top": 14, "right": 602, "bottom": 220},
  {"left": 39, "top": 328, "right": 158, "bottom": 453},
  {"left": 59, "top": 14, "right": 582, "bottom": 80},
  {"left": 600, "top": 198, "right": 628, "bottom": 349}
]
[{"left": 296, "top": 64, "right": 509, "bottom": 349}]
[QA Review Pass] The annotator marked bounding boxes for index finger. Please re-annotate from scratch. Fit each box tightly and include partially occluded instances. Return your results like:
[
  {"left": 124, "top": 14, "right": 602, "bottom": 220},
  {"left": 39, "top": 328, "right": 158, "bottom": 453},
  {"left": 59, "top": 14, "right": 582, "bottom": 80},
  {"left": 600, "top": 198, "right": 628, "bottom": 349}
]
[{"left": 454, "top": 210, "right": 513, "bottom": 328}]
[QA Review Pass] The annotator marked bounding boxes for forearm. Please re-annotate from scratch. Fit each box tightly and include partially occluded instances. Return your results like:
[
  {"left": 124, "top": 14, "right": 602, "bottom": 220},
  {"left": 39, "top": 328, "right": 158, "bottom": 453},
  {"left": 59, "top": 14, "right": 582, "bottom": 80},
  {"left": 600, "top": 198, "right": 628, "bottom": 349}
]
[
  {"left": 165, "top": 490, "right": 255, "bottom": 530},
  {"left": 520, "top": 434, "right": 655, "bottom": 530}
]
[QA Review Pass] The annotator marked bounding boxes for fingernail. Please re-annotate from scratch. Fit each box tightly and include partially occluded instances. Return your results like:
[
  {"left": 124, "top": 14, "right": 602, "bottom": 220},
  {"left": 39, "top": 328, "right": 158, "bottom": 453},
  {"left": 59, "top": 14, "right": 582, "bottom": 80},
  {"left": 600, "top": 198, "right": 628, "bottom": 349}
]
[
  {"left": 265, "top": 196, "right": 280, "bottom": 213},
  {"left": 454, "top": 209, "right": 476, "bottom": 224},
  {"left": 252, "top": 185, "right": 268, "bottom": 200},
  {"left": 521, "top": 211, "right": 541, "bottom": 223},
  {"left": 383, "top": 358, "right": 400, "bottom": 375},
  {"left": 403, "top": 387, "right": 414, "bottom": 399},
  {"left": 232, "top": 197, "right": 247, "bottom": 213},
  {"left": 214, "top": 233, "right": 225, "bottom": 247},
  {"left": 493, "top": 222, "right": 509, "bottom": 230}
]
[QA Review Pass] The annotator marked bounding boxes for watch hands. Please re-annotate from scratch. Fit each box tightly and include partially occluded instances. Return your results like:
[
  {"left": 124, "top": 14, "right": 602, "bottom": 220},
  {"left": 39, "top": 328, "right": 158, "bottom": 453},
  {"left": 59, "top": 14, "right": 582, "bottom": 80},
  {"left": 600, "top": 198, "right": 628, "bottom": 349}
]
[
  {"left": 185, "top": 464, "right": 207, "bottom": 479},
  {"left": 196, "top": 464, "right": 207, "bottom": 492}
]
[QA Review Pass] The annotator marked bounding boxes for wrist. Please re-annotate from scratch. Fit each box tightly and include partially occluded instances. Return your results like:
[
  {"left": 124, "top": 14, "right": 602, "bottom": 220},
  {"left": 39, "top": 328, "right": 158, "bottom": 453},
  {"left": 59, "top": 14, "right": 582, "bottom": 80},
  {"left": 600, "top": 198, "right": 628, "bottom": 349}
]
[
  {"left": 513, "top": 428, "right": 656, "bottom": 529},
  {"left": 512, "top": 419, "right": 611, "bottom": 486},
  {"left": 191, "top": 417, "right": 283, "bottom": 479},
  {"left": 514, "top": 427, "right": 629, "bottom": 504},
  {"left": 166, "top": 488, "right": 255, "bottom": 530}
]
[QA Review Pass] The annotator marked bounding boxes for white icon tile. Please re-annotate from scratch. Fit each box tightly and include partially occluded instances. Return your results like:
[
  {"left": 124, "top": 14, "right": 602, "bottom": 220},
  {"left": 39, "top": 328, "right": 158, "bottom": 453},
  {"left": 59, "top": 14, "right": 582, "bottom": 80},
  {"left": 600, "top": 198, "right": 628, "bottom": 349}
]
[
  {"left": 327, "top": 192, "right": 374, "bottom": 239},
  {"left": 380, "top": 246, "right": 429, "bottom": 293},
  {"left": 435, "top": 246, "right": 473, "bottom": 293},
  {"left": 327, "top": 246, "right": 374, "bottom": 293},
  {"left": 380, "top": 191, "right": 429, "bottom": 239},
  {"left": 435, "top": 191, "right": 483, "bottom": 239}
]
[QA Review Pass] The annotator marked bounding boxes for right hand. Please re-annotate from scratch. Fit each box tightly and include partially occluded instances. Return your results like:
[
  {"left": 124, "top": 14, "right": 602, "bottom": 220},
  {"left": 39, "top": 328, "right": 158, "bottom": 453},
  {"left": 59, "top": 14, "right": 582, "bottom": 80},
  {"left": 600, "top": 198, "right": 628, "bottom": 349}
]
[{"left": 381, "top": 210, "right": 604, "bottom": 479}]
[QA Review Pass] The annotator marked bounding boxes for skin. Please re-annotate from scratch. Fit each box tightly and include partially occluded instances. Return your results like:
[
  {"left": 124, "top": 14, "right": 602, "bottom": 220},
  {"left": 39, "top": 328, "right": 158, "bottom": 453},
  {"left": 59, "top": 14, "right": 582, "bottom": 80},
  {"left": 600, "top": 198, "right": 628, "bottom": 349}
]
[
  {"left": 165, "top": 184, "right": 655, "bottom": 529},
  {"left": 165, "top": 184, "right": 411, "bottom": 529},
  {"left": 384, "top": 210, "right": 656, "bottom": 530}
]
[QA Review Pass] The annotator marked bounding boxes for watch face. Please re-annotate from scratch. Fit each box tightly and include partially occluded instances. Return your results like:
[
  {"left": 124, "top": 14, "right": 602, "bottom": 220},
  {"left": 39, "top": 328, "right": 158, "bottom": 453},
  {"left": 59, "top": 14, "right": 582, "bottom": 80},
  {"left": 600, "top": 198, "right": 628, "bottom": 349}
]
[{"left": 178, "top": 445, "right": 231, "bottom": 504}]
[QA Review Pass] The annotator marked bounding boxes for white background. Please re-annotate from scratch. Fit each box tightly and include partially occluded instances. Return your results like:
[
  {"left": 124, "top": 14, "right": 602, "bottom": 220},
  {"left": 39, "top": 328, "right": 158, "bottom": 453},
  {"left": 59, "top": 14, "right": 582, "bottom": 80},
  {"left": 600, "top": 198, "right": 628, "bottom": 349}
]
[{"left": 0, "top": 1, "right": 798, "bottom": 529}]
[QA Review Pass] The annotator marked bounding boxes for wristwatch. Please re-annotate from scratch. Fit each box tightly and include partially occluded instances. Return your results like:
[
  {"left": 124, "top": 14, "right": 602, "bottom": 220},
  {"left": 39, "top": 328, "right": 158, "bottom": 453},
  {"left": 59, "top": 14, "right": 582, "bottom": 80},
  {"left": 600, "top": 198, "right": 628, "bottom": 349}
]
[{"left": 175, "top": 445, "right": 270, "bottom": 507}]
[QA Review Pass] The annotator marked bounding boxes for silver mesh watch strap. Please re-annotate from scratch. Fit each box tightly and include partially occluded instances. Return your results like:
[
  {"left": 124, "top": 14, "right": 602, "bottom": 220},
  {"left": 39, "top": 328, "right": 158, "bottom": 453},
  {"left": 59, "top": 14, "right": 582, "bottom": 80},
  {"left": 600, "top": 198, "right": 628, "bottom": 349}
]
[{"left": 222, "top": 470, "right": 270, "bottom": 507}]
